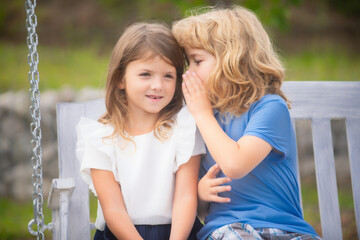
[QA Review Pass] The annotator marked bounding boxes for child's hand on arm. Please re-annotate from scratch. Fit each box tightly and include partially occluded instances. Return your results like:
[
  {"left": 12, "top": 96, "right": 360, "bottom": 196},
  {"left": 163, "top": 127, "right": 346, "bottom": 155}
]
[
  {"left": 197, "top": 164, "right": 232, "bottom": 221},
  {"left": 170, "top": 155, "right": 201, "bottom": 240},
  {"left": 198, "top": 164, "right": 232, "bottom": 203},
  {"left": 91, "top": 169, "right": 143, "bottom": 240}
]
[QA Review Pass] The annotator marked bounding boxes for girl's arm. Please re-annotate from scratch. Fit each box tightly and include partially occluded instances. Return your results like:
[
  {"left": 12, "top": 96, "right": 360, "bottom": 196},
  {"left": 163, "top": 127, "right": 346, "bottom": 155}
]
[
  {"left": 182, "top": 72, "right": 272, "bottom": 179},
  {"left": 170, "top": 155, "right": 201, "bottom": 240},
  {"left": 91, "top": 169, "right": 143, "bottom": 240}
]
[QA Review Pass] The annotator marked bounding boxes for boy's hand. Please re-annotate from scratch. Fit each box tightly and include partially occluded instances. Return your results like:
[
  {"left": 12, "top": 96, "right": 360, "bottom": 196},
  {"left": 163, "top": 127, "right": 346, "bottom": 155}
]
[
  {"left": 182, "top": 71, "right": 213, "bottom": 121},
  {"left": 198, "top": 164, "right": 232, "bottom": 203}
]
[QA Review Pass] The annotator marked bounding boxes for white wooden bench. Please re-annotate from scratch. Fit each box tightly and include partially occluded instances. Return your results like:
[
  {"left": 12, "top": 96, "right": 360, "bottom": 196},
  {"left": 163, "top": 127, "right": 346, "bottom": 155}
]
[{"left": 48, "top": 81, "right": 360, "bottom": 240}]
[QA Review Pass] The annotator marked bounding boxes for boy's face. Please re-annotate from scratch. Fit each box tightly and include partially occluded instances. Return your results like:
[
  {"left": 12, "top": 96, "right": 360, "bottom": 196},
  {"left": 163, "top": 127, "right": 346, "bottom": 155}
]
[
  {"left": 118, "top": 55, "right": 176, "bottom": 120},
  {"left": 184, "top": 47, "right": 217, "bottom": 83}
]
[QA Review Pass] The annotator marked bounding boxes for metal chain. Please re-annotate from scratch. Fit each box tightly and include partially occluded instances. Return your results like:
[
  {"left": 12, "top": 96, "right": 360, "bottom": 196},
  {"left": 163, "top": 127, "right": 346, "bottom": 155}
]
[{"left": 25, "top": 0, "right": 46, "bottom": 239}]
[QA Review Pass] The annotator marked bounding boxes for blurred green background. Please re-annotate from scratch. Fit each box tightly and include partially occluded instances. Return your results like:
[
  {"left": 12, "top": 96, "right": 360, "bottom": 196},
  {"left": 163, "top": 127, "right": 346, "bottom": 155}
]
[{"left": 0, "top": 0, "right": 359, "bottom": 239}]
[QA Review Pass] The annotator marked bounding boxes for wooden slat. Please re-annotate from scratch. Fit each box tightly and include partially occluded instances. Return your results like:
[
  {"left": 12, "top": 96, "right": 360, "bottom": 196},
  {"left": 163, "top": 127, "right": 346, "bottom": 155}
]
[
  {"left": 292, "top": 118, "right": 303, "bottom": 212},
  {"left": 346, "top": 118, "right": 360, "bottom": 238},
  {"left": 57, "top": 102, "right": 90, "bottom": 240},
  {"left": 283, "top": 81, "right": 360, "bottom": 119},
  {"left": 312, "top": 118, "right": 342, "bottom": 240}
]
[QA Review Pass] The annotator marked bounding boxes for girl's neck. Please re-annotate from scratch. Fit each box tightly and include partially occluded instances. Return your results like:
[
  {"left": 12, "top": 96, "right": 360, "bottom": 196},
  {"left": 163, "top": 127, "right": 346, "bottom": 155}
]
[{"left": 125, "top": 114, "right": 158, "bottom": 136}]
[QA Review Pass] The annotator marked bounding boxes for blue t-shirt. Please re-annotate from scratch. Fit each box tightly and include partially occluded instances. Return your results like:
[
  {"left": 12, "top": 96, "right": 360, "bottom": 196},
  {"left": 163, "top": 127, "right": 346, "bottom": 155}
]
[{"left": 197, "top": 94, "right": 318, "bottom": 240}]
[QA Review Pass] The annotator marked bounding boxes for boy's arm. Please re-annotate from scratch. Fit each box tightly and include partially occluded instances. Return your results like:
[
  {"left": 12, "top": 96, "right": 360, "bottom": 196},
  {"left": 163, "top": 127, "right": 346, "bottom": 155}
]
[
  {"left": 170, "top": 155, "right": 200, "bottom": 240},
  {"left": 91, "top": 169, "right": 143, "bottom": 240},
  {"left": 182, "top": 72, "right": 272, "bottom": 179}
]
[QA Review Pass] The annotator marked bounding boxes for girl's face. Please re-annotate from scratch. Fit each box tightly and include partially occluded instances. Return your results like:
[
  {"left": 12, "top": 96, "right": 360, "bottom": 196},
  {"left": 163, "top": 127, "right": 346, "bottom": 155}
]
[
  {"left": 185, "top": 47, "right": 217, "bottom": 83},
  {"left": 119, "top": 55, "right": 177, "bottom": 119}
]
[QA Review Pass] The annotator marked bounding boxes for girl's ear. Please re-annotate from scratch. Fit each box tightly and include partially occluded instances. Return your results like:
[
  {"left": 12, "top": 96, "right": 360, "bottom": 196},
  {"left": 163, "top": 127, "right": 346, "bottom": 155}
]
[{"left": 117, "top": 79, "right": 125, "bottom": 89}]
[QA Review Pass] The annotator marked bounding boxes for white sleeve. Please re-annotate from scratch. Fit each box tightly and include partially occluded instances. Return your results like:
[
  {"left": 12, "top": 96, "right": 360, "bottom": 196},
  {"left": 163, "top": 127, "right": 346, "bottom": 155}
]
[
  {"left": 192, "top": 126, "right": 206, "bottom": 156},
  {"left": 76, "top": 117, "right": 118, "bottom": 195},
  {"left": 173, "top": 106, "right": 206, "bottom": 172}
]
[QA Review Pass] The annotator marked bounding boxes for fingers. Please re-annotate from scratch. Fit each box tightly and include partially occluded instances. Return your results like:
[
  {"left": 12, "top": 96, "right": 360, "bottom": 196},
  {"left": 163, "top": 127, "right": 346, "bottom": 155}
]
[
  {"left": 210, "top": 176, "right": 232, "bottom": 187},
  {"left": 182, "top": 81, "right": 190, "bottom": 102},
  {"left": 212, "top": 185, "right": 231, "bottom": 194},
  {"left": 182, "top": 71, "right": 204, "bottom": 96},
  {"left": 205, "top": 164, "right": 221, "bottom": 178},
  {"left": 187, "top": 71, "right": 204, "bottom": 91},
  {"left": 205, "top": 164, "right": 232, "bottom": 187},
  {"left": 198, "top": 164, "right": 232, "bottom": 203},
  {"left": 210, "top": 195, "right": 231, "bottom": 203},
  {"left": 207, "top": 185, "right": 231, "bottom": 203}
]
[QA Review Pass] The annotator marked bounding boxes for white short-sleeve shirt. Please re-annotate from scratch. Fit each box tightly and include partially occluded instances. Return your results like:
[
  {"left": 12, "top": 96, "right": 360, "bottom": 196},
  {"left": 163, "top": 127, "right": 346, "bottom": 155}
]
[{"left": 76, "top": 106, "right": 205, "bottom": 230}]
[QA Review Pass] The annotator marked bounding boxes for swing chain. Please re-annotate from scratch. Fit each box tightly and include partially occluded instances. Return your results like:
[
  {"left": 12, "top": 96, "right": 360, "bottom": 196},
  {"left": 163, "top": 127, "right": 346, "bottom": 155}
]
[{"left": 25, "top": 0, "right": 47, "bottom": 239}]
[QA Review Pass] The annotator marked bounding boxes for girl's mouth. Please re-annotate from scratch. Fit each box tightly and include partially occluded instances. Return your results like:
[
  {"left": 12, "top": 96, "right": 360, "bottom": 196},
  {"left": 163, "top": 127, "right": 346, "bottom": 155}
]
[{"left": 146, "top": 95, "right": 163, "bottom": 100}]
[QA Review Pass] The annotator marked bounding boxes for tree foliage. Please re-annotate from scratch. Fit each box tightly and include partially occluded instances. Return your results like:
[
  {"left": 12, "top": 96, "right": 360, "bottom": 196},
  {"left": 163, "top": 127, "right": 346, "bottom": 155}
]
[
  {"left": 326, "top": 0, "right": 360, "bottom": 17},
  {"left": 1, "top": 0, "right": 358, "bottom": 46},
  {"left": 157, "top": 0, "right": 303, "bottom": 30}
]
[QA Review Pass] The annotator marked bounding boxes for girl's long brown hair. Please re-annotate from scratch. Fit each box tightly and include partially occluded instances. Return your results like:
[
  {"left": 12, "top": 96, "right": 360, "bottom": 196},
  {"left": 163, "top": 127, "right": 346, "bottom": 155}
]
[{"left": 99, "top": 23, "right": 185, "bottom": 142}]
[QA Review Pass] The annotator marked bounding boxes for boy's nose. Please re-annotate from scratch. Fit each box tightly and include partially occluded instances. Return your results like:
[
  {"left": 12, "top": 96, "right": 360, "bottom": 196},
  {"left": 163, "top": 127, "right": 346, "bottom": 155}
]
[{"left": 187, "top": 65, "right": 194, "bottom": 72}]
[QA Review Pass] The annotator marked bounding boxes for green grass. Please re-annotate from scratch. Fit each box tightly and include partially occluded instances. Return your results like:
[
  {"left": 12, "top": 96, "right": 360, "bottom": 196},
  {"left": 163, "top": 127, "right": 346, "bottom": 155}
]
[
  {"left": 0, "top": 42, "right": 109, "bottom": 93},
  {"left": 0, "top": 193, "right": 97, "bottom": 240},
  {"left": 0, "top": 198, "right": 52, "bottom": 240},
  {"left": 284, "top": 49, "right": 360, "bottom": 81},
  {"left": 0, "top": 42, "right": 359, "bottom": 94}
]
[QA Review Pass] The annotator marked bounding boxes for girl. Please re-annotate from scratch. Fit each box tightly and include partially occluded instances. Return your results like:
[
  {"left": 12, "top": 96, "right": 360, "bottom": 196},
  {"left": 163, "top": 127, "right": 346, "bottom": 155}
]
[
  {"left": 76, "top": 23, "right": 205, "bottom": 240},
  {"left": 172, "top": 6, "right": 322, "bottom": 240}
]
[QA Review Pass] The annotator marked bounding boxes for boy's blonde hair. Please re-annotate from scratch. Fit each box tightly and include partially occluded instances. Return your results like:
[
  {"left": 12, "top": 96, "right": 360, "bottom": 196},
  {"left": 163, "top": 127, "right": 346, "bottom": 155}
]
[
  {"left": 99, "top": 23, "right": 185, "bottom": 142},
  {"left": 172, "top": 6, "right": 290, "bottom": 115}
]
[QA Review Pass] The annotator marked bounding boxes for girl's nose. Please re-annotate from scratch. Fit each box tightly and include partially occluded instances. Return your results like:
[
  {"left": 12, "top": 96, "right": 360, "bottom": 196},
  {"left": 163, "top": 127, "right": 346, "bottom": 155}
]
[{"left": 150, "top": 77, "right": 163, "bottom": 90}]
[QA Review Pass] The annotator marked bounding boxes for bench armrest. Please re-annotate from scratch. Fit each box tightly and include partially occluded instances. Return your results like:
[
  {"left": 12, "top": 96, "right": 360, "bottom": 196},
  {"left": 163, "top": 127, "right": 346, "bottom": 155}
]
[{"left": 48, "top": 178, "right": 75, "bottom": 209}]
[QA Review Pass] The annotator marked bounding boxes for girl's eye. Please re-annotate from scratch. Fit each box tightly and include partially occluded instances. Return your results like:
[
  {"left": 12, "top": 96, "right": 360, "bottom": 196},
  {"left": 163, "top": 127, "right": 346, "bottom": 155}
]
[
  {"left": 139, "top": 72, "right": 150, "bottom": 77},
  {"left": 164, "top": 74, "right": 175, "bottom": 79},
  {"left": 194, "top": 60, "right": 202, "bottom": 65}
]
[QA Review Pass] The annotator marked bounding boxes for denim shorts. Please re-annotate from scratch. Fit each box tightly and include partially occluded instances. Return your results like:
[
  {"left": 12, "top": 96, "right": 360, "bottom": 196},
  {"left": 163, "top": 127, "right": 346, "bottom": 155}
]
[{"left": 207, "top": 223, "right": 322, "bottom": 240}]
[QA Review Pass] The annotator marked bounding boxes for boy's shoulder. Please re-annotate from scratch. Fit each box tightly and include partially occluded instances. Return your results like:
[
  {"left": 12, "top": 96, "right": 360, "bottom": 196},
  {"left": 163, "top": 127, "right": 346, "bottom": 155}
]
[
  {"left": 259, "top": 94, "right": 285, "bottom": 103},
  {"left": 253, "top": 94, "right": 287, "bottom": 108},
  {"left": 247, "top": 94, "right": 289, "bottom": 116}
]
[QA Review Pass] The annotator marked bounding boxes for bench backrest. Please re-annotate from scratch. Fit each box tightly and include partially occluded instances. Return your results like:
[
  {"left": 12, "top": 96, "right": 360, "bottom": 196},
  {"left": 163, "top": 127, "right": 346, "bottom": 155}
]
[
  {"left": 55, "top": 81, "right": 360, "bottom": 240},
  {"left": 56, "top": 98, "right": 106, "bottom": 239},
  {"left": 282, "top": 81, "right": 360, "bottom": 240}
]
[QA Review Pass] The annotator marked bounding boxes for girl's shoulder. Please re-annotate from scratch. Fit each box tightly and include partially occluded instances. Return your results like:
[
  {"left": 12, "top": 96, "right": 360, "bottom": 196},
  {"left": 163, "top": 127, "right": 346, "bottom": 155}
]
[
  {"left": 76, "top": 117, "right": 115, "bottom": 145},
  {"left": 172, "top": 105, "right": 197, "bottom": 134},
  {"left": 175, "top": 105, "right": 193, "bottom": 122},
  {"left": 77, "top": 116, "right": 114, "bottom": 131},
  {"left": 171, "top": 105, "right": 197, "bottom": 139}
]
